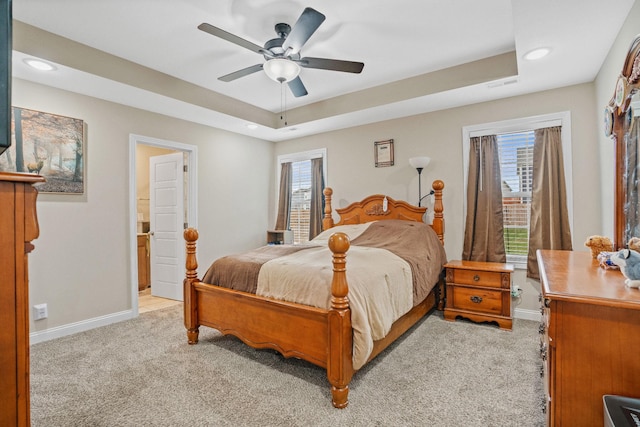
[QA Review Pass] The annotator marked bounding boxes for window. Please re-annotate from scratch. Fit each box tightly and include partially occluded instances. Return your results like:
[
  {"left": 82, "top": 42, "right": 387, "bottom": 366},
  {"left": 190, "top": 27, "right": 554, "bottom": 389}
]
[
  {"left": 276, "top": 149, "right": 327, "bottom": 244},
  {"left": 497, "top": 131, "right": 534, "bottom": 265},
  {"left": 463, "top": 112, "right": 573, "bottom": 267},
  {"left": 290, "top": 159, "right": 312, "bottom": 243}
]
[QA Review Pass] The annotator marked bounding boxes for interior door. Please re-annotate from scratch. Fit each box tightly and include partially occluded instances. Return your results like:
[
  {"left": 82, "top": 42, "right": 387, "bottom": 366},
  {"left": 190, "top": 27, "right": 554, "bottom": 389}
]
[{"left": 149, "top": 152, "right": 184, "bottom": 301}]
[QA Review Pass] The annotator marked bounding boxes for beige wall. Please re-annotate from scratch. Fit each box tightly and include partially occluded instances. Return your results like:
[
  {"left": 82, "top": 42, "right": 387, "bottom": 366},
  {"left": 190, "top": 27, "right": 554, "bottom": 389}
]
[
  {"left": 274, "top": 82, "right": 601, "bottom": 315},
  {"left": 13, "top": 78, "right": 274, "bottom": 334}
]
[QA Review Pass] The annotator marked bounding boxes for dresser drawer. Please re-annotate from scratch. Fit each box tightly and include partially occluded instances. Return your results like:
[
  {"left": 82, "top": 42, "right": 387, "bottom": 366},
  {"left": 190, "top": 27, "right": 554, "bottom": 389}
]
[
  {"left": 449, "top": 268, "right": 504, "bottom": 289},
  {"left": 448, "top": 285, "right": 504, "bottom": 315}
]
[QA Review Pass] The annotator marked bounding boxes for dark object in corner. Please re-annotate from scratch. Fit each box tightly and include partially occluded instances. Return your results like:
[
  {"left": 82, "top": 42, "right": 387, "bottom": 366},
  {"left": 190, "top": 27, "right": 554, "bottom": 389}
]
[{"left": 0, "top": 0, "right": 11, "bottom": 156}]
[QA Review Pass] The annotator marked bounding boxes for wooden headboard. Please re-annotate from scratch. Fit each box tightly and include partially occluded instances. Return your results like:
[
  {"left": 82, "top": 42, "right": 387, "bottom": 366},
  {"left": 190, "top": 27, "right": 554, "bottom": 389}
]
[{"left": 322, "top": 180, "right": 445, "bottom": 244}]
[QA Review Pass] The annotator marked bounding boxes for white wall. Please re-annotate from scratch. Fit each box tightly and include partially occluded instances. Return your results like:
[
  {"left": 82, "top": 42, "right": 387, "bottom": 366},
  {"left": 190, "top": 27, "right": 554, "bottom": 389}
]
[
  {"left": 274, "top": 82, "right": 602, "bottom": 316},
  {"left": 12, "top": 78, "right": 274, "bottom": 336}
]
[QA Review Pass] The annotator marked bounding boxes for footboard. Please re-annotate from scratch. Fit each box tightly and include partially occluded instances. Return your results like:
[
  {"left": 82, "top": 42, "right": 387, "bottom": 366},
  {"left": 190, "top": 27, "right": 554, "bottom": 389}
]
[{"left": 183, "top": 229, "right": 354, "bottom": 408}]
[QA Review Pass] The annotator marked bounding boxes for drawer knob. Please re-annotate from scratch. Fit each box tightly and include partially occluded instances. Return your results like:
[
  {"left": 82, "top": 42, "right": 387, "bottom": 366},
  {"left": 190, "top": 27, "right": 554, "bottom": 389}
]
[
  {"left": 473, "top": 274, "right": 480, "bottom": 282},
  {"left": 470, "top": 295, "right": 483, "bottom": 303}
]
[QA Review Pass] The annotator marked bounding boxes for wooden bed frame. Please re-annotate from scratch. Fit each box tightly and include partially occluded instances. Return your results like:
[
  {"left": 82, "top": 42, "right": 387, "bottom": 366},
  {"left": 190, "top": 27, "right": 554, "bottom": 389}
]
[{"left": 183, "top": 180, "right": 445, "bottom": 408}]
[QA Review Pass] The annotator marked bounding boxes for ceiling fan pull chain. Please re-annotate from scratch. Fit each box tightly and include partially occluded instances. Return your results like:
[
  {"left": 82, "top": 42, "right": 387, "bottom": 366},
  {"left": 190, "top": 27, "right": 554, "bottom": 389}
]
[
  {"left": 280, "top": 81, "right": 288, "bottom": 126},
  {"left": 284, "top": 83, "right": 288, "bottom": 126}
]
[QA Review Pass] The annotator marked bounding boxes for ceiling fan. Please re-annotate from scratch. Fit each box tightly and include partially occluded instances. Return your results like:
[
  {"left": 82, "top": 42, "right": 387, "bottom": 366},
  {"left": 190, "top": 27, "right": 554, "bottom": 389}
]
[{"left": 198, "top": 7, "right": 365, "bottom": 97}]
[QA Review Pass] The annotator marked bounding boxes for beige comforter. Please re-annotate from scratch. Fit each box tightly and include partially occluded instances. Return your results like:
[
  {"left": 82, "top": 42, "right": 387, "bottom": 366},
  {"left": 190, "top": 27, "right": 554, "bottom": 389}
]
[
  {"left": 256, "top": 220, "right": 445, "bottom": 369},
  {"left": 202, "top": 220, "right": 446, "bottom": 369}
]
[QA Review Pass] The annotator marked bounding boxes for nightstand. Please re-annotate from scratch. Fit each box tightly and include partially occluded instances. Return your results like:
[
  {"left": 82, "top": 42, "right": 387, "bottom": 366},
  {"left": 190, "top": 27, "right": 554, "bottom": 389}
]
[
  {"left": 267, "top": 230, "right": 286, "bottom": 245},
  {"left": 443, "top": 260, "right": 514, "bottom": 330}
]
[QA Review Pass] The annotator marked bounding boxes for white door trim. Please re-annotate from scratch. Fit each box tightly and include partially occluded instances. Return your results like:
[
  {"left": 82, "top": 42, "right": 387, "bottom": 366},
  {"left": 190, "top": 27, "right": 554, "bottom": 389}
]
[{"left": 128, "top": 134, "right": 198, "bottom": 316}]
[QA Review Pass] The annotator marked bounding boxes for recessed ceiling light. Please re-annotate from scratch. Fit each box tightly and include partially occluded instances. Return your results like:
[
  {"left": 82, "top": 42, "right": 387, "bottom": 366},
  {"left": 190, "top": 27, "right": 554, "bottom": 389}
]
[
  {"left": 524, "top": 48, "right": 550, "bottom": 61},
  {"left": 246, "top": 123, "right": 258, "bottom": 130},
  {"left": 23, "top": 58, "right": 56, "bottom": 71}
]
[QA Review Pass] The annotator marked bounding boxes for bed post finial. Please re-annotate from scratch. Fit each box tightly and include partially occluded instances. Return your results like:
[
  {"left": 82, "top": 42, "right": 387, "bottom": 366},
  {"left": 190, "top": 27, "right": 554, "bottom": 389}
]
[
  {"left": 327, "top": 232, "right": 353, "bottom": 408},
  {"left": 323, "top": 187, "right": 334, "bottom": 230},
  {"left": 184, "top": 228, "right": 200, "bottom": 344},
  {"left": 431, "top": 180, "right": 445, "bottom": 244}
]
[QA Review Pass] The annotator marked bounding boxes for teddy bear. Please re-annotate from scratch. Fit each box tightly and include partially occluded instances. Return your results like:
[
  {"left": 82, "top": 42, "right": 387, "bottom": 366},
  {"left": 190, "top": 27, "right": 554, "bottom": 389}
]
[
  {"left": 610, "top": 249, "right": 640, "bottom": 288},
  {"left": 584, "top": 235, "right": 614, "bottom": 259},
  {"left": 628, "top": 237, "right": 640, "bottom": 253}
]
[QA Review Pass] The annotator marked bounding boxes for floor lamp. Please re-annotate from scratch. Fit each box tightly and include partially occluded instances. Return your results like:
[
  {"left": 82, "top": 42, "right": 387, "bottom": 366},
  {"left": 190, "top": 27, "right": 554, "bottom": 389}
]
[{"left": 409, "top": 156, "right": 432, "bottom": 207}]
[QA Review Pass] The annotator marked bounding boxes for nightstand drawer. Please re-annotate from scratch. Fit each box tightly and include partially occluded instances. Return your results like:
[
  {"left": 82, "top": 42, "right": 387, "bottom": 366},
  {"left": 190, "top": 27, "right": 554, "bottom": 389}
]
[
  {"left": 449, "top": 285, "right": 504, "bottom": 314},
  {"left": 449, "top": 268, "right": 503, "bottom": 288}
]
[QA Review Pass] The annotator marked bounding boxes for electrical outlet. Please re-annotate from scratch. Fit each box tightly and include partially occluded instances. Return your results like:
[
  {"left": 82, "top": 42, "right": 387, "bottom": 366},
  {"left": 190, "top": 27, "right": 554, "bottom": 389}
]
[
  {"left": 511, "top": 286, "right": 522, "bottom": 298},
  {"left": 33, "top": 303, "right": 48, "bottom": 320}
]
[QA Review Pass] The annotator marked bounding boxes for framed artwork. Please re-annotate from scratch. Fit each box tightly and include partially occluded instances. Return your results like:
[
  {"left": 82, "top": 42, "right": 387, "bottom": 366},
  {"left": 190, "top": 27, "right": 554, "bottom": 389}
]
[
  {"left": 0, "top": 107, "right": 85, "bottom": 194},
  {"left": 374, "top": 139, "right": 394, "bottom": 167}
]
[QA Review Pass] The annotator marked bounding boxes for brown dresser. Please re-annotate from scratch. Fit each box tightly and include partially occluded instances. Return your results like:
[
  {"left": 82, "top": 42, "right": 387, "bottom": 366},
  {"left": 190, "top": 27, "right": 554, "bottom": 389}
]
[
  {"left": 443, "top": 260, "right": 514, "bottom": 330},
  {"left": 538, "top": 250, "right": 640, "bottom": 427},
  {"left": 0, "top": 172, "right": 44, "bottom": 427}
]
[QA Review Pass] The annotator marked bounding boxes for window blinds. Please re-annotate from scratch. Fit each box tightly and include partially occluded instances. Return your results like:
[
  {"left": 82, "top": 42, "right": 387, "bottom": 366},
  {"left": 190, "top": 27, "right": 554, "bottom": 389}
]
[
  {"left": 497, "top": 131, "right": 534, "bottom": 264},
  {"left": 290, "top": 159, "right": 312, "bottom": 244}
]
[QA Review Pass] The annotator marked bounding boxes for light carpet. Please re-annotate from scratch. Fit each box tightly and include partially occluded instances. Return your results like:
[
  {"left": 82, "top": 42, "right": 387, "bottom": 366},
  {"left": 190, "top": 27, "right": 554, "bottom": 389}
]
[{"left": 30, "top": 305, "right": 544, "bottom": 426}]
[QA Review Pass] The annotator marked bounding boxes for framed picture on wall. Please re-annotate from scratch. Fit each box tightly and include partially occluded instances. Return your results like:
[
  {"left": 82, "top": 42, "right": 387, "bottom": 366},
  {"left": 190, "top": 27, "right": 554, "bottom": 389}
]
[
  {"left": 374, "top": 139, "right": 394, "bottom": 167},
  {"left": 0, "top": 107, "right": 85, "bottom": 194}
]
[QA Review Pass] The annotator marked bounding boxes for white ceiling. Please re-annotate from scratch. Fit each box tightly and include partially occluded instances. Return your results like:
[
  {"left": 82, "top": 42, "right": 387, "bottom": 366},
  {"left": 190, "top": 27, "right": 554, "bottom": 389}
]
[{"left": 10, "top": 0, "right": 636, "bottom": 141}]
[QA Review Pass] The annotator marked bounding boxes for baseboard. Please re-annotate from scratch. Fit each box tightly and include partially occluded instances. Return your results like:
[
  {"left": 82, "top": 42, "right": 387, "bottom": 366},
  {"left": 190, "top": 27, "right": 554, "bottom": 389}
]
[
  {"left": 28, "top": 306, "right": 539, "bottom": 345},
  {"left": 29, "top": 309, "right": 135, "bottom": 345},
  {"left": 514, "top": 307, "right": 541, "bottom": 322}
]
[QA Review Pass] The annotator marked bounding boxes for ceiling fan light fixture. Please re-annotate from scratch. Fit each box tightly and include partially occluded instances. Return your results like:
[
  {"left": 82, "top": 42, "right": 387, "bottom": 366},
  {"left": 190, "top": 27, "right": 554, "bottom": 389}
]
[{"left": 263, "top": 58, "right": 300, "bottom": 83}]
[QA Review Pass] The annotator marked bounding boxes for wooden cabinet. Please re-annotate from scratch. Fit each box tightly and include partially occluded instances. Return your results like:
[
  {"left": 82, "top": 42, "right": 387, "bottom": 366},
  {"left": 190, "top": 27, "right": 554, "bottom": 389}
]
[
  {"left": 538, "top": 250, "right": 640, "bottom": 426},
  {"left": 0, "top": 172, "right": 44, "bottom": 427},
  {"left": 137, "top": 234, "right": 150, "bottom": 291},
  {"left": 443, "top": 260, "right": 514, "bottom": 330}
]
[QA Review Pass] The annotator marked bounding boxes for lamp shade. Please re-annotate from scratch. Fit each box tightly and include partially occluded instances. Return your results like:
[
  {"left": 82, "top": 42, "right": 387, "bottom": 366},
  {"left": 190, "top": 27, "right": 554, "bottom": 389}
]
[
  {"left": 409, "top": 156, "right": 431, "bottom": 170},
  {"left": 263, "top": 58, "right": 301, "bottom": 83}
]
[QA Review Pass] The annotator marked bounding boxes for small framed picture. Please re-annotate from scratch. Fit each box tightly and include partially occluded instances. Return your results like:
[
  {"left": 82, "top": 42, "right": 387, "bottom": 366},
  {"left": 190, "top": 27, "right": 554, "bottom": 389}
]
[{"left": 374, "top": 139, "right": 394, "bottom": 167}]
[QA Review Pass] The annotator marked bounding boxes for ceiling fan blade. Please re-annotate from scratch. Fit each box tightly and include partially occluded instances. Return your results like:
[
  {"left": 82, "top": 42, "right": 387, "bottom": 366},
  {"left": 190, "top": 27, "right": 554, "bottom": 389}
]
[
  {"left": 299, "top": 57, "right": 364, "bottom": 74},
  {"left": 198, "top": 23, "right": 263, "bottom": 54},
  {"left": 282, "top": 8, "right": 326, "bottom": 55},
  {"left": 218, "top": 64, "right": 264, "bottom": 82},
  {"left": 287, "top": 76, "right": 308, "bottom": 97}
]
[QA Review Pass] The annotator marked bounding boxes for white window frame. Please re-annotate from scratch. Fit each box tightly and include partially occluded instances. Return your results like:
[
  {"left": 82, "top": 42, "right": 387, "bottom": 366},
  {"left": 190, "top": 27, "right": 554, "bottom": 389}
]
[{"left": 461, "top": 112, "right": 573, "bottom": 268}]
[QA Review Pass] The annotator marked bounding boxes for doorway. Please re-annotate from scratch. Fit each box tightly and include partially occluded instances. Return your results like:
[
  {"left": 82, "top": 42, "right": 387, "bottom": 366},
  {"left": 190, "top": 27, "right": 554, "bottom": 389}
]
[{"left": 129, "top": 134, "right": 198, "bottom": 315}]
